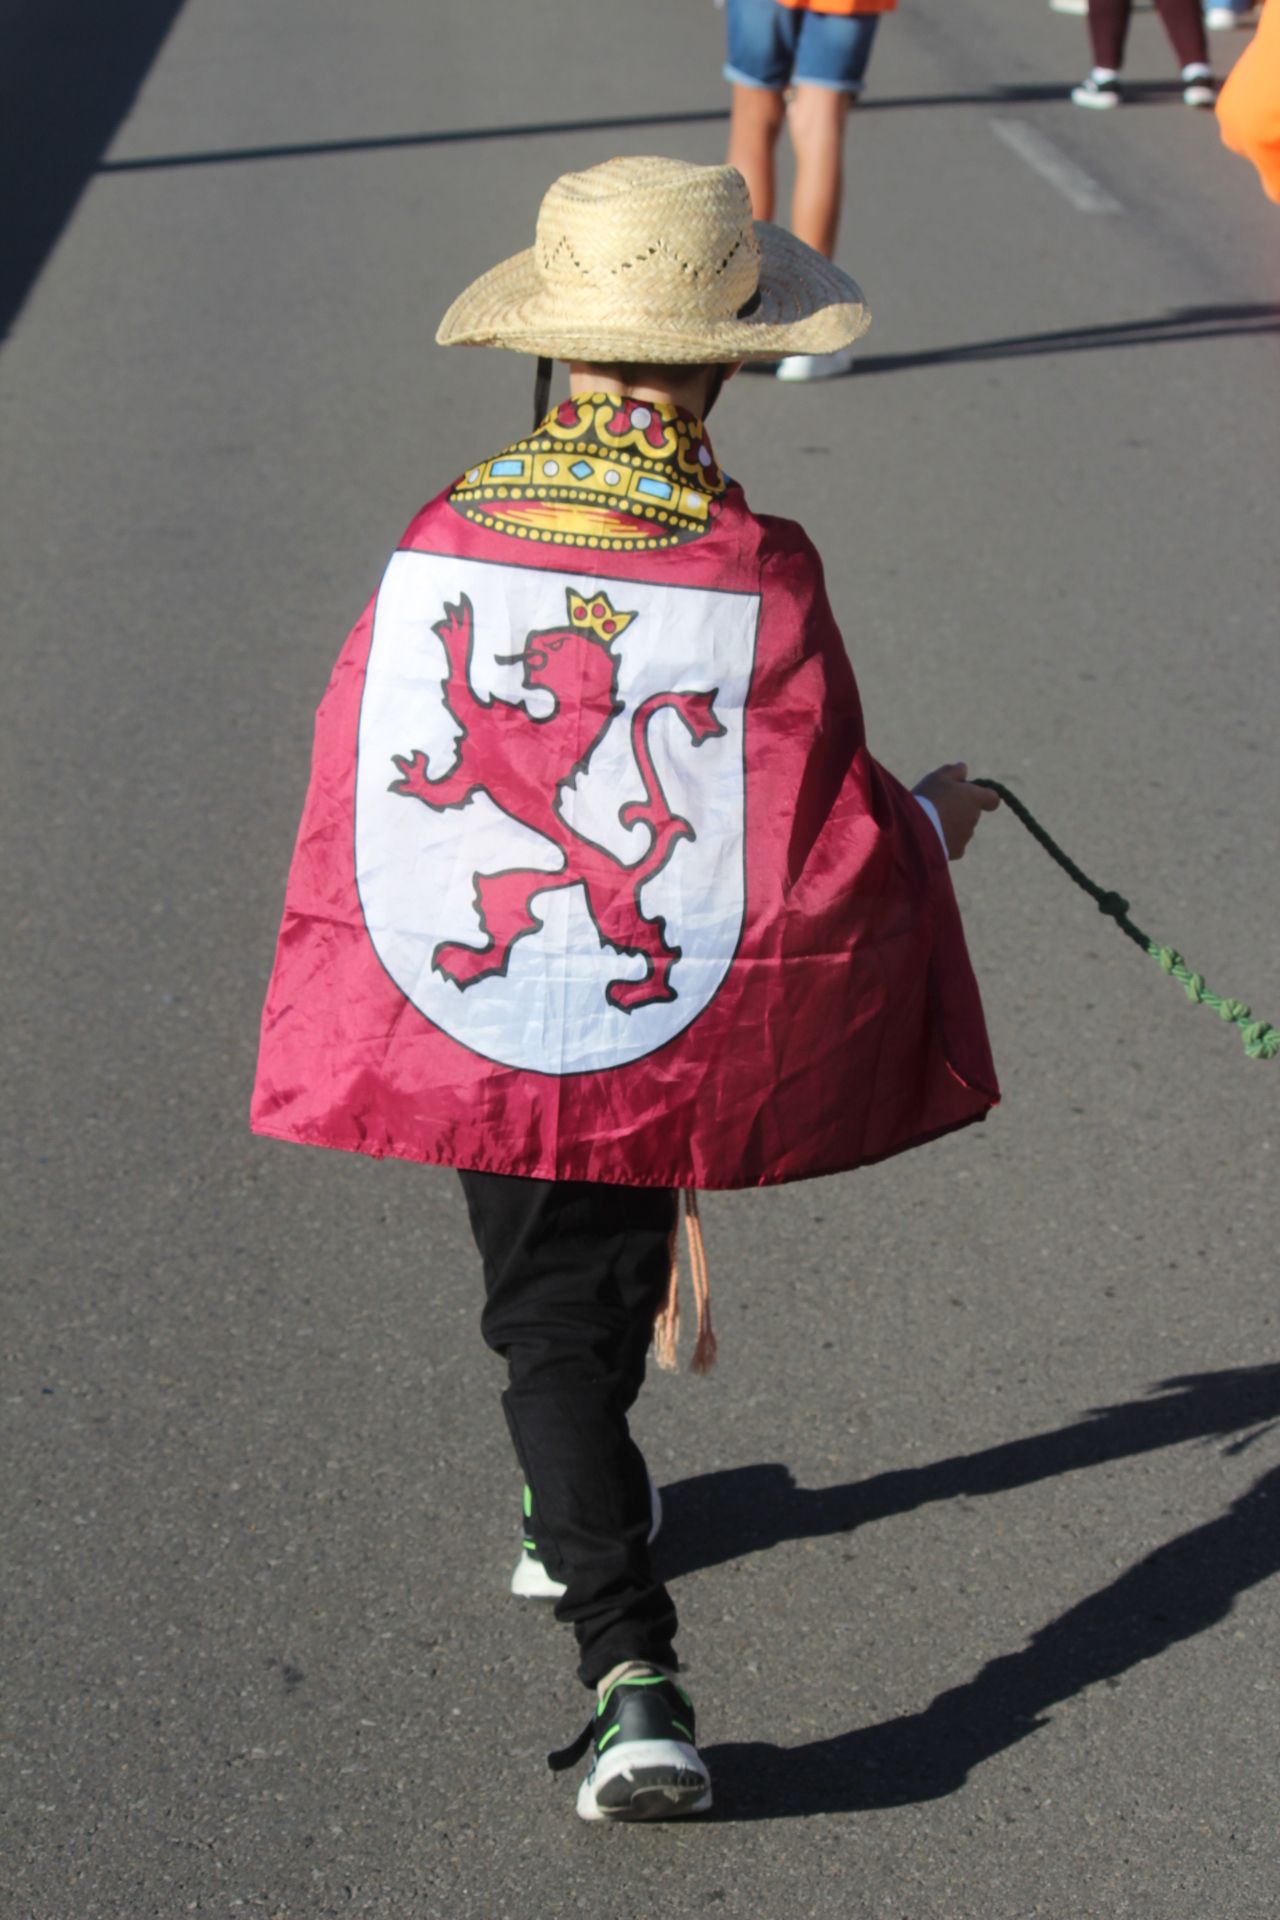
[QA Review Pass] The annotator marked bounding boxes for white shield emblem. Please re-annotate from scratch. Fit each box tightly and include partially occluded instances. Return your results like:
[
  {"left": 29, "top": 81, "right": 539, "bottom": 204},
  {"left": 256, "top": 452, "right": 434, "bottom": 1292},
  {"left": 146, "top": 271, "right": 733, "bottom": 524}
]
[{"left": 355, "top": 551, "right": 759, "bottom": 1074}]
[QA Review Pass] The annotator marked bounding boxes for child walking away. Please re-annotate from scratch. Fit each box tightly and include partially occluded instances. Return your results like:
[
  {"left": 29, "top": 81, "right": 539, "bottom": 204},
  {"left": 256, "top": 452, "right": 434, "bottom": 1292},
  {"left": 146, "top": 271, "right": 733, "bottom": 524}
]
[
  {"left": 1071, "top": 0, "right": 1217, "bottom": 107},
  {"left": 250, "top": 156, "right": 1000, "bottom": 1820},
  {"left": 723, "top": 0, "right": 896, "bottom": 379}
]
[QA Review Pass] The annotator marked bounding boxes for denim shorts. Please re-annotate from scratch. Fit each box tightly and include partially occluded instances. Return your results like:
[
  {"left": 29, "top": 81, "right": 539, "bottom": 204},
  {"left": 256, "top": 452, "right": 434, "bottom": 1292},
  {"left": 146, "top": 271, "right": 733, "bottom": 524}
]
[{"left": 724, "top": 0, "right": 881, "bottom": 96}]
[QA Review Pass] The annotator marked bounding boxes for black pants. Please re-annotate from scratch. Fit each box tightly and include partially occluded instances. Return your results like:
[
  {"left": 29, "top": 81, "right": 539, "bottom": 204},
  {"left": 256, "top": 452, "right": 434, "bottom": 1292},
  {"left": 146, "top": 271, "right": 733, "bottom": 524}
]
[{"left": 459, "top": 1169, "right": 679, "bottom": 1688}]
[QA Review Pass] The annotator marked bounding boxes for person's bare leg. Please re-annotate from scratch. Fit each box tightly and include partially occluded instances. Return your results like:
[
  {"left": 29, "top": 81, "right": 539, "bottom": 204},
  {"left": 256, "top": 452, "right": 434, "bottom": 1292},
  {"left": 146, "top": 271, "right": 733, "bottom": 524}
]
[
  {"left": 788, "top": 84, "right": 852, "bottom": 259},
  {"left": 1153, "top": 0, "right": 1208, "bottom": 67},
  {"left": 727, "top": 83, "right": 786, "bottom": 221},
  {"left": 1086, "top": 0, "right": 1131, "bottom": 72}
]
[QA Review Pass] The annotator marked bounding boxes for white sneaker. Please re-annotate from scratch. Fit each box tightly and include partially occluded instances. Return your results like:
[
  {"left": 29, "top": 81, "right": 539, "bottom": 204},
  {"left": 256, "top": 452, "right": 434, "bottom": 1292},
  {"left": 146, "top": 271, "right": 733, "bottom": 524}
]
[
  {"left": 510, "top": 1470, "right": 663, "bottom": 1599},
  {"left": 1181, "top": 63, "right": 1217, "bottom": 106},
  {"left": 1049, "top": 0, "right": 1088, "bottom": 14},
  {"left": 510, "top": 1546, "right": 569, "bottom": 1599},
  {"left": 776, "top": 342, "right": 859, "bottom": 382}
]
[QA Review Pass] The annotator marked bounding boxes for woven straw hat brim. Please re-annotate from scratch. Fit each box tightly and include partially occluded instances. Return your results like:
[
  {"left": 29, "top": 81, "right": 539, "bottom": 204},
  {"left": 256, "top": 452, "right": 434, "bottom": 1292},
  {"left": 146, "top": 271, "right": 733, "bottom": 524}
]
[{"left": 436, "top": 220, "right": 869, "bottom": 363}]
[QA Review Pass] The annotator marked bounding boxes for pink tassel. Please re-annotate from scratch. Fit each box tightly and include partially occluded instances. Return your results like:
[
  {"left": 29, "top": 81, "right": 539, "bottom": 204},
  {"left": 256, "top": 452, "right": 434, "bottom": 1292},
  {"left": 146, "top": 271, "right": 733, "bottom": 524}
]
[
  {"left": 653, "top": 1209, "right": 682, "bottom": 1371},
  {"left": 653, "top": 1191, "right": 716, "bottom": 1374},
  {"left": 684, "top": 1191, "right": 717, "bottom": 1374}
]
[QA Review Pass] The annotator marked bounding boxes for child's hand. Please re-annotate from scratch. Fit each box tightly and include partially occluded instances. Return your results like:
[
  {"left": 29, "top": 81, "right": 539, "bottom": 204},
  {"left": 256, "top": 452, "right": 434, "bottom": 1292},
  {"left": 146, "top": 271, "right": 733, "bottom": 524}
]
[{"left": 912, "top": 762, "right": 1000, "bottom": 861}]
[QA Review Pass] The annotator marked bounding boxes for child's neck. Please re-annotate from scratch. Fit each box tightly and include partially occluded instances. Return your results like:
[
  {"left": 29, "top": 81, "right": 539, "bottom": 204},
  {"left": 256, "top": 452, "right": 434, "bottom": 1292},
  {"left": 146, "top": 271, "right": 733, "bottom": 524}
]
[{"left": 568, "top": 363, "right": 711, "bottom": 419}]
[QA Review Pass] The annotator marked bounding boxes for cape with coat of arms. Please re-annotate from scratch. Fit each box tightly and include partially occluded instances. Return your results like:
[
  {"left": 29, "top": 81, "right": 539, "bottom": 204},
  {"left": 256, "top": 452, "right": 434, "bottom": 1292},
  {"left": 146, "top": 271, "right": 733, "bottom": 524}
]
[{"left": 251, "top": 396, "right": 998, "bottom": 1188}]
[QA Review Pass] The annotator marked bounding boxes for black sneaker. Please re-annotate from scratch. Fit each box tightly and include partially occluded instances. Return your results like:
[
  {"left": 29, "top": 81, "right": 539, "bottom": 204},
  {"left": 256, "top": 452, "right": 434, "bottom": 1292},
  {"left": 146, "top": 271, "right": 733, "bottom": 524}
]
[
  {"left": 511, "top": 1481, "right": 566, "bottom": 1599},
  {"left": 549, "top": 1662, "right": 712, "bottom": 1821},
  {"left": 1181, "top": 64, "right": 1217, "bottom": 107},
  {"left": 1071, "top": 70, "right": 1122, "bottom": 107},
  {"left": 511, "top": 1471, "right": 663, "bottom": 1600}
]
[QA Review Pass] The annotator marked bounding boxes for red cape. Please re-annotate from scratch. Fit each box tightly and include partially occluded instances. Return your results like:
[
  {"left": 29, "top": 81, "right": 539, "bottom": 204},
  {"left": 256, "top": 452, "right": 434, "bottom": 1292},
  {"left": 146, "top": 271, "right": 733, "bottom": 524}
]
[{"left": 252, "top": 434, "right": 997, "bottom": 1188}]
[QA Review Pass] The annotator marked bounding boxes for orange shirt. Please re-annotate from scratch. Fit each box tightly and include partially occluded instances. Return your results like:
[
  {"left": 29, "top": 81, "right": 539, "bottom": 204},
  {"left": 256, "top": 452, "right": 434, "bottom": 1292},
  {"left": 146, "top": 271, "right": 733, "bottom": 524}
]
[
  {"left": 1217, "top": 0, "right": 1280, "bottom": 204},
  {"left": 775, "top": 1, "right": 897, "bottom": 14}
]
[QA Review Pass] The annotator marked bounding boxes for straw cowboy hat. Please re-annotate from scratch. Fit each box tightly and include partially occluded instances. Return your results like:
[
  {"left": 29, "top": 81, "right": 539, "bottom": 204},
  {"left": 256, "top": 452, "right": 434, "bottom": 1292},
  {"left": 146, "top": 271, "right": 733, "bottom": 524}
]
[{"left": 437, "top": 155, "right": 869, "bottom": 364}]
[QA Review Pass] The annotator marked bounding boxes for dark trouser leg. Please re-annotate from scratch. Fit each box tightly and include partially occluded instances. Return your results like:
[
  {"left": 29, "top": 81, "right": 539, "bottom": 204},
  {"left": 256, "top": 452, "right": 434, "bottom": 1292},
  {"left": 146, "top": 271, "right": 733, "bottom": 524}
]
[
  {"left": 1153, "top": 0, "right": 1207, "bottom": 67},
  {"left": 459, "top": 1169, "right": 679, "bottom": 1688},
  {"left": 1087, "top": 0, "right": 1132, "bottom": 70}
]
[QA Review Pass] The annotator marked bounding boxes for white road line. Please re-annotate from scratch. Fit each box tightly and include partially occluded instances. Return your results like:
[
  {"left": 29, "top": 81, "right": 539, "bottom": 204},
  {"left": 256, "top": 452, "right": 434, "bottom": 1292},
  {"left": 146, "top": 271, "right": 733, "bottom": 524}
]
[{"left": 989, "top": 119, "right": 1124, "bottom": 214}]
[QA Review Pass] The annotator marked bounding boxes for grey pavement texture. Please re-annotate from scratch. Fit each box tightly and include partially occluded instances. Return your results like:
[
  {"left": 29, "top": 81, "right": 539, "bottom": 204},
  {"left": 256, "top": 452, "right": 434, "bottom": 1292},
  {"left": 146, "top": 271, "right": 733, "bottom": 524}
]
[{"left": 3, "top": 0, "right": 1279, "bottom": 1915}]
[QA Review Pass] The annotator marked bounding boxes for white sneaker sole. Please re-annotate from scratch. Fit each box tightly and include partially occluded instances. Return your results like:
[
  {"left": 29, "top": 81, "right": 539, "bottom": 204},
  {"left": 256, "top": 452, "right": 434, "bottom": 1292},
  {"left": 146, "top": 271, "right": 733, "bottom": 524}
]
[
  {"left": 510, "top": 1472, "right": 663, "bottom": 1599},
  {"left": 776, "top": 348, "right": 857, "bottom": 383},
  {"left": 510, "top": 1553, "right": 566, "bottom": 1599},
  {"left": 577, "top": 1739, "right": 712, "bottom": 1821},
  {"left": 1072, "top": 86, "right": 1120, "bottom": 108}
]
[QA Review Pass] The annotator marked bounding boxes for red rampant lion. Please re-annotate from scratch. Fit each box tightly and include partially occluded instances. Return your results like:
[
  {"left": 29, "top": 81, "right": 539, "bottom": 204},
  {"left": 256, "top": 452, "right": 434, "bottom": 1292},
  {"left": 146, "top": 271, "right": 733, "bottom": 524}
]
[{"left": 389, "top": 586, "right": 725, "bottom": 1012}]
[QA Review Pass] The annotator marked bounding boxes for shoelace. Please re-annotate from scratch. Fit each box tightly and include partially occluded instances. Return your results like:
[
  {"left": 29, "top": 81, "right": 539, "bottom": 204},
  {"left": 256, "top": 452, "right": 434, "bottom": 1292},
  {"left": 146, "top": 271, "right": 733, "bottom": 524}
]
[{"left": 547, "top": 1716, "right": 595, "bottom": 1773}]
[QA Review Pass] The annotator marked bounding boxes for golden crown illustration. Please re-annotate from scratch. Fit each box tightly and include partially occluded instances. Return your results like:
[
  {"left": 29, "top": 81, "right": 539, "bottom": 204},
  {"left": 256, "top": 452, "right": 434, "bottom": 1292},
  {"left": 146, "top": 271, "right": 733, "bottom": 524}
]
[{"left": 565, "top": 588, "right": 637, "bottom": 645}]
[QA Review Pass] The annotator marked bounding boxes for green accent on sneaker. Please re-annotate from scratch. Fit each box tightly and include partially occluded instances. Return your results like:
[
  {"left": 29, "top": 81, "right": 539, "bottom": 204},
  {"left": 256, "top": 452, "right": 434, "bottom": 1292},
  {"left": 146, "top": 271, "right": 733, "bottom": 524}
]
[
  {"left": 672, "top": 1719, "right": 693, "bottom": 1741},
  {"left": 522, "top": 1484, "right": 533, "bottom": 1520},
  {"left": 597, "top": 1671, "right": 673, "bottom": 1715},
  {"left": 522, "top": 1538, "right": 537, "bottom": 1553},
  {"left": 597, "top": 1723, "right": 621, "bottom": 1752}
]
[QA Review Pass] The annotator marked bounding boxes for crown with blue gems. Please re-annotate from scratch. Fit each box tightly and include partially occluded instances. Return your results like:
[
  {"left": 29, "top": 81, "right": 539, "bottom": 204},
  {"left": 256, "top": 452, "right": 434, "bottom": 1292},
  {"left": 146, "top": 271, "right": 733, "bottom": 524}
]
[{"left": 447, "top": 396, "right": 726, "bottom": 552}]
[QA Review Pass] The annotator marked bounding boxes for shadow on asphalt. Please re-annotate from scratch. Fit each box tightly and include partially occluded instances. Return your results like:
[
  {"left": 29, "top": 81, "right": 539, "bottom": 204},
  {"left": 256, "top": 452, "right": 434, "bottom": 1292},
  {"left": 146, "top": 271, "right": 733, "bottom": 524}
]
[
  {"left": 93, "top": 86, "right": 1086, "bottom": 176},
  {"left": 658, "top": 1363, "right": 1280, "bottom": 1818},
  {"left": 737, "top": 306, "right": 1280, "bottom": 380},
  {"left": 2, "top": 0, "right": 190, "bottom": 339}
]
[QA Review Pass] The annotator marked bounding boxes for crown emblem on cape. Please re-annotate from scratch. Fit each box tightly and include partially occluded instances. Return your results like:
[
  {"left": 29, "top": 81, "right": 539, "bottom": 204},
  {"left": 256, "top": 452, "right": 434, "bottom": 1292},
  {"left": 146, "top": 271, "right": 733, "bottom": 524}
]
[
  {"left": 566, "top": 589, "right": 636, "bottom": 645},
  {"left": 448, "top": 394, "right": 726, "bottom": 552}
]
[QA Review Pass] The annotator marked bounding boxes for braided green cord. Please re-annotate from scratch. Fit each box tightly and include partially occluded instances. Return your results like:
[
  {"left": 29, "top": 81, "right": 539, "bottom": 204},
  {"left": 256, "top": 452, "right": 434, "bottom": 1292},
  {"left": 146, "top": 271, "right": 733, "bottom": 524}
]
[{"left": 973, "top": 779, "right": 1278, "bottom": 1062}]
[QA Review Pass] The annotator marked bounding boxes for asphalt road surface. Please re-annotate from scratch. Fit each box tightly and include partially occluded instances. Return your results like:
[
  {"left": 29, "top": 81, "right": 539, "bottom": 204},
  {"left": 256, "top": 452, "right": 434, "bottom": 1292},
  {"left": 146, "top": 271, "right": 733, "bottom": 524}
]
[{"left": 3, "top": 1, "right": 1279, "bottom": 1915}]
